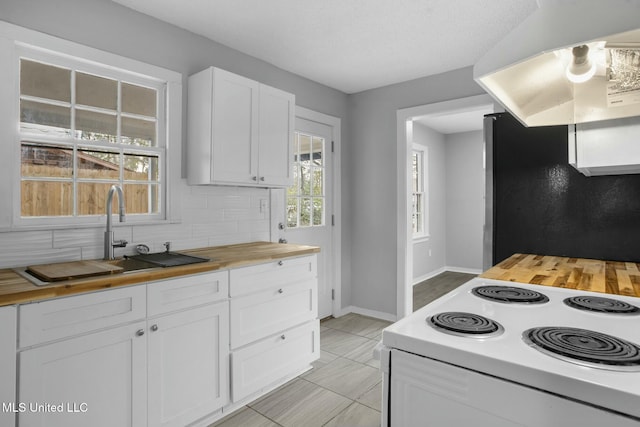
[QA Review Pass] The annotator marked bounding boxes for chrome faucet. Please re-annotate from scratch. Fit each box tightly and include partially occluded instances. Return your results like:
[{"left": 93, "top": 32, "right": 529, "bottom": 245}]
[{"left": 104, "top": 185, "right": 128, "bottom": 260}]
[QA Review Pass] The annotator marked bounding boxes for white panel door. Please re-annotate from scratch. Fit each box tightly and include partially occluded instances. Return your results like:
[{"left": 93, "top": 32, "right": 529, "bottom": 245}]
[
  {"left": 284, "top": 117, "right": 334, "bottom": 318},
  {"left": 147, "top": 301, "right": 229, "bottom": 427},
  {"left": 19, "top": 322, "right": 147, "bottom": 427}
]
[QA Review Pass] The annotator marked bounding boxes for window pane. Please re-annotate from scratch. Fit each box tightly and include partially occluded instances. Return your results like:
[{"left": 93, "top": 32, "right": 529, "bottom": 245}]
[
  {"left": 77, "top": 182, "right": 118, "bottom": 215},
  {"left": 122, "top": 117, "right": 156, "bottom": 147},
  {"left": 77, "top": 149, "right": 120, "bottom": 180},
  {"left": 412, "top": 153, "right": 419, "bottom": 193},
  {"left": 300, "top": 163, "right": 311, "bottom": 196},
  {"left": 124, "top": 154, "right": 159, "bottom": 181},
  {"left": 21, "top": 100, "right": 71, "bottom": 136},
  {"left": 21, "top": 144, "right": 73, "bottom": 178},
  {"left": 289, "top": 164, "right": 299, "bottom": 196},
  {"left": 76, "top": 109, "right": 117, "bottom": 142},
  {"left": 21, "top": 180, "right": 73, "bottom": 217},
  {"left": 125, "top": 183, "right": 158, "bottom": 214},
  {"left": 312, "top": 169, "right": 323, "bottom": 196},
  {"left": 300, "top": 197, "right": 311, "bottom": 226},
  {"left": 76, "top": 72, "right": 117, "bottom": 110},
  {"left": 122, "top": 83, "right": 156, "bottom": 116},
  {"left": 312, "top": 198, "right": 323, "bottom": 225},
  {"left": 298, "top": 134, "right": 311, "bottom": 160},
  {"left": 312, "top": 137, "right": 323, "bottom": 166},
  {"left": 286, "top": 197, "right": 298, "bottom": 228},
  {"left": 20, "top": 60, "right": 70, "bottom": 102}
]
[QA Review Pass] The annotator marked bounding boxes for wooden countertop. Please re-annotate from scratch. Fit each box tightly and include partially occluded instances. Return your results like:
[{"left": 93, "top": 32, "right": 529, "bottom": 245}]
[
  {"left": 0, "top": 242, "right": 320, "bottom": 307},
  {"left": 480, "top": 253, "right": 640, "bottom": 297}
]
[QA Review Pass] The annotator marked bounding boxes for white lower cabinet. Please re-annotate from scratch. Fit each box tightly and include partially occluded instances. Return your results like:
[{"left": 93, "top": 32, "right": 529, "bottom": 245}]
[
  {"left": 0, "top": 306, "right": 17, "bottom": 427},
  {"left": 231, "top": 320, "right": 319, "bottom": 402},
  {"left": 148, "top": 301, "right": 229, "bottom": 427},
  {"left": 19, "top": 321, "right": 148, "bottom": 427},
  {"left": 12, "top": 256, "right": 318, "bottom": 426},
  {"left": 229, "top": 255, "right": 319, "bottom": 403},
  {"left": 16, "top": 271, "right": 230, "bottom": 427}
]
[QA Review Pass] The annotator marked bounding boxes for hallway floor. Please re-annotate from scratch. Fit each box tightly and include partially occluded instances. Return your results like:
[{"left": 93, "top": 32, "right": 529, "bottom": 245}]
[{"left": 212, "top": 271, "right": 474, "bottom": 427}]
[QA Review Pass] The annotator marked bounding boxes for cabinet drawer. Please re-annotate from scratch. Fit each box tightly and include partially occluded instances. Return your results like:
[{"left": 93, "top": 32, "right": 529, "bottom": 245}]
[
  {"left": 230, "top": 279, "right": 316, "bottom": 349},
  {"left": 230, "top": 320, "right": 319, "bottom": 402},
  {"left": 147, "top": 270, "right": 229, "bottom": 317},
  {"left": 19, "top": 285, "right": 146, "bottom": 348},
  {"left": 229, "top": 255, "right": 316, "bottom": 297}
]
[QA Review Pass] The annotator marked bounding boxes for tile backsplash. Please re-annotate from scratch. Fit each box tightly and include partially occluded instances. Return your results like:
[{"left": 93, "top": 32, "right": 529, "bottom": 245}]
[{"left": 0, "top": 182, "right": 272, "bottom": 269}]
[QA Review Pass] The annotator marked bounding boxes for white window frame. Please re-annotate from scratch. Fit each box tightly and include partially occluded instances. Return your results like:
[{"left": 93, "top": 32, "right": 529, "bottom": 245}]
[
  {"left": 0, "top": 21, "right": 182, "bottom": 230},
  {"left": 412, "top": 143, "right": 429, "bottom": 241}
]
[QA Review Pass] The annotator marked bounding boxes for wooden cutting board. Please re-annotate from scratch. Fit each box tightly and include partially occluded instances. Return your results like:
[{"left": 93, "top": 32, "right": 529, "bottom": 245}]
[{"left": 27, "top": 260, "right": 123, "bottom": 282}]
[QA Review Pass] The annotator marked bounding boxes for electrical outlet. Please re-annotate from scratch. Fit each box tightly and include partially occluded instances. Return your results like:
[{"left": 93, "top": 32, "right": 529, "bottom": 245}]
[
  {"left": 259, "top": 198, "right": 267, "bottom": 213},
  {"left": 429, "top": 249, "right": 432, "bottom": 257}
]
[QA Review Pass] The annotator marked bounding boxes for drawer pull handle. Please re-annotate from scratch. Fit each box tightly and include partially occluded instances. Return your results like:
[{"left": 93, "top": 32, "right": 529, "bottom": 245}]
[
  {"left": 280, "top": 334, "right": 286, "bottom": 340},
  {"left": 278, "top": 288, "right": 284, "bottom": 294},
  {"left": 151, "top": 324, "right": 158, "bottom": 332},
  {"left": 136, "top": 329, "right": 145, "bottom": 337},
  {"left": 278, "top": 260, "right": 284, "bottom": 266}
]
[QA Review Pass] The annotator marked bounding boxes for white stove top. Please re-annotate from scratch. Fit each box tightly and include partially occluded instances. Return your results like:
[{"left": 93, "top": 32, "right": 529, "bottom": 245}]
[{"left": 382, "top": 278, "right": 640, "bottom": 418}]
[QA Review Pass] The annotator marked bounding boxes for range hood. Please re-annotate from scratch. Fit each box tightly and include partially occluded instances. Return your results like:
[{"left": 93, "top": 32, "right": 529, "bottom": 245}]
[{"left": 474, "top": 0, "right": 640, "bottom": 127}]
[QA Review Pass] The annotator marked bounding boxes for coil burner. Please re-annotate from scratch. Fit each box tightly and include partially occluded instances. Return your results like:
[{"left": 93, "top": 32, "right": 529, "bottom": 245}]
[
  {"left": 564, "top": 296, "right": 640, "bottom": 315},
  {"left": 472, "top": 285, "right": 549, "bottom": 304},
  {"left": 523, "top": 326, "right": 640, "bottom": 371},
  {"left": 428, "top": 312, "right": 504, "bottom": 338}
]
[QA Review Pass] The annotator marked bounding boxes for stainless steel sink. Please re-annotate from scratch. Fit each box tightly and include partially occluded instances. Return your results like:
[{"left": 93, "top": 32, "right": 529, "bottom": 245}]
[
  {"left": 106, "top": 258, "right": 157, "bottom": 272},
  {"left": 14, "top": 252, "right": 210, "bottom": 287}
]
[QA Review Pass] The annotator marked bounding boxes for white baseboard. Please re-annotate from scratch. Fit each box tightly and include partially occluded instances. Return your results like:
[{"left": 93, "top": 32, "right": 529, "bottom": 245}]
[
  {"left": 413, "top": 266, "right": 482, "bottom": 286},
  {"left": 446, "top": 265, "right": 483, "bottom": 275},
  {"left": 336, "top": 305, "right": 397, "bottom": 322}
]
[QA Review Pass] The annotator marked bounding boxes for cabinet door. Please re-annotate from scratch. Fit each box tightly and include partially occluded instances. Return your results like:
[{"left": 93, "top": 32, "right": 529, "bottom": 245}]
[
  {"left": 231, "top": 320, "right": 319, "bottom": 402},
  {"left": 230, "top": 279, "right": 317, "bottom": 349},
  {"left": 148, "top": 301, "right": 229, "bottom": 427},
  {"left": 212, "top": 68, "right": 259, "bottom": 185},
  {"left": 258, "top": 84, "right": 294, "bottom": 187},
  {"left": 18, "top": 322, "right": 147, "bottom": 427},
  {"left": 0, "top": 306, "right": 16, "bottom": 427}
]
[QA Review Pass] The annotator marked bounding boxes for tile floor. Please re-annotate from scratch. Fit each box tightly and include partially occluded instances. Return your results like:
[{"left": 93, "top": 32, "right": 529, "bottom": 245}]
[
  {"left": 212, "top": 272, "right": 475, "bottom": 427},
  {"left": 211, "top": 313, "right": 391, "bottom": 427}
]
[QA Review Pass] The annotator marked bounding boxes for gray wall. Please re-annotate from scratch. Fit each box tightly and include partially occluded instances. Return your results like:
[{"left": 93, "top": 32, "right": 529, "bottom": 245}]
[
  {"left": 445, "top": 130, "right": 484, "bottom": 271},
  {"left": 412, "top": 123, "right": 446, "bottom": 281},
  {"left": 347, "top": 68, "right": 484, "bottom": 316}
]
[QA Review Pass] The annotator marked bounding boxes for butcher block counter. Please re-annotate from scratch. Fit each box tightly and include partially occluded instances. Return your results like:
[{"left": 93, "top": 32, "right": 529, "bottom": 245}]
[
  {"left": 0, "top": 241, "right": 319, "bottom": 307},
  {"left": 481, "top": 253, "right": 640, "bottom": 297}
]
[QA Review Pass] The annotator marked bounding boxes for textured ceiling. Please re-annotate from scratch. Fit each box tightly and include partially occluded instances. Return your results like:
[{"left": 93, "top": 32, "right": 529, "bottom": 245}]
[{"left": 111, "top": 0, "right": 539, "bottom": 94}]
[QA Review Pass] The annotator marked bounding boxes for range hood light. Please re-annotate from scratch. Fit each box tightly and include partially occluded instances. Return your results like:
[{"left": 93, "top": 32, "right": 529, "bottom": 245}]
[
  {"left": 473, "top": 0, "right": 640, "bottom": 127},
  {"left": 566, "top": 45, "right": 596, "bottom": 83}
]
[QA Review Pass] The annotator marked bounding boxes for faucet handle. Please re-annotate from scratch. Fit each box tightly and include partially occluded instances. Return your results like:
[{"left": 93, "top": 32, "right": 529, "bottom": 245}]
[
  {"left": 113, "top": 239, "right": 128, "bottom": 248},
  {"left": 163, "top": 241, "right": 171, "bottom": 252}
]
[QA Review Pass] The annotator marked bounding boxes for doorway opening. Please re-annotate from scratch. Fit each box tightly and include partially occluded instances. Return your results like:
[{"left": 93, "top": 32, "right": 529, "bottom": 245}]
[{"left": 396, "top": 94, "right": 495, "bottom": 319}]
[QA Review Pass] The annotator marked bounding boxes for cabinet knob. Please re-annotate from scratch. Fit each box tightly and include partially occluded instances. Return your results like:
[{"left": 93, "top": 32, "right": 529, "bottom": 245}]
[
  {"left": 278, "top": 288, "right": 284, "bottom": 294},
  {"left": 136, "top": 329, "right": 145, "bottom": 337},
  {"left": 260, "top": 177, "right": 265, "bottom": 181},
  {"left": 280, "top": 334, "right": 286, "bottom": 340},
  {"left": 151, "top": 324, "right": 158, "bottom": 332},
  {"left": 252, "top": 176, "right": 258, "bottom": 181},
  {"left": 278, "top": 260, "right": 284, "bottom": 266}
]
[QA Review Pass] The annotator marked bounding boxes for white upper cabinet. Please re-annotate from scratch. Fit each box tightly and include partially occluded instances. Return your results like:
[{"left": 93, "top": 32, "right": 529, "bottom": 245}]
[
  {"left": 188, "top": 67, "right": 294, "bottom": 187},
  {"left": 569, "top": 116, "right": 640, "bottom": 176}
]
